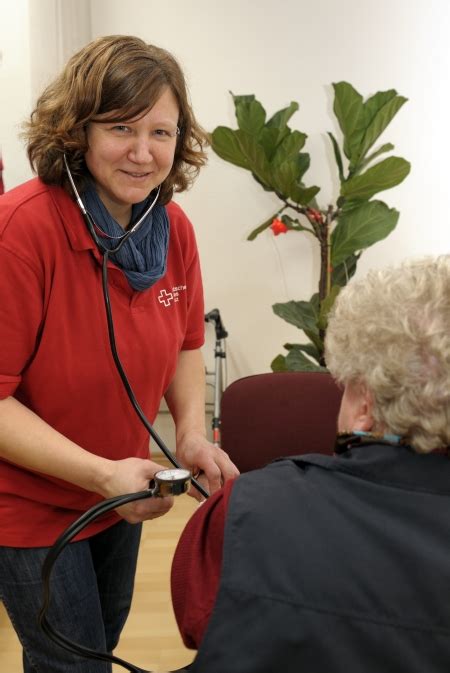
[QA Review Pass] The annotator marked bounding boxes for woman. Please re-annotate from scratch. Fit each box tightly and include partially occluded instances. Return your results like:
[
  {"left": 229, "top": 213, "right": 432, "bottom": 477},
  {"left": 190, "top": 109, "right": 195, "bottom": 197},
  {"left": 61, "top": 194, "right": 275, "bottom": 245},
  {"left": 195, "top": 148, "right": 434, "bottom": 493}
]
[
  {"left": 171, "top": 256, "right": 450, "bottom": 673},
  {"left": 0, "top": 35, "right": 238, "bottom": 672}
]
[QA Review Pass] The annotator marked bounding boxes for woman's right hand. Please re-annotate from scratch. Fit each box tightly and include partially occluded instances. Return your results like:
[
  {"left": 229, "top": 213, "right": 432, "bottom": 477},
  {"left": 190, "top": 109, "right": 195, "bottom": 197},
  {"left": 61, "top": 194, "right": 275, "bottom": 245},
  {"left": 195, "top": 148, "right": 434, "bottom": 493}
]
[
  {"left": 0, "top": 398, "right": 173, "bottom": 524},
  {"left": 100, "top": 457, "right": 174, "bottom": 524}
]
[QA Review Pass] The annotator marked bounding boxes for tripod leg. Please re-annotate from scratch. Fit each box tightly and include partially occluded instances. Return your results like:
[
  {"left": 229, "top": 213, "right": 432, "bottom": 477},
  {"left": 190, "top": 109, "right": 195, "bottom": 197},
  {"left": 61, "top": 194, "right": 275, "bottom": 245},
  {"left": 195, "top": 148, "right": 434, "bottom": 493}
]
[{"left": 212, "top": 340, "right": 224, "bottom": 446}]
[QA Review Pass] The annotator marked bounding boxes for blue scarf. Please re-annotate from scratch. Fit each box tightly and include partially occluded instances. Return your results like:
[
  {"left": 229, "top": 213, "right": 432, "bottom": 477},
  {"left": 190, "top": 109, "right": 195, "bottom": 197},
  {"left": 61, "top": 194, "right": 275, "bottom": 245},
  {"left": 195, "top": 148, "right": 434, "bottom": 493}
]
[{"left": 82, "top": 183, "right": 170, "bottom": 292}]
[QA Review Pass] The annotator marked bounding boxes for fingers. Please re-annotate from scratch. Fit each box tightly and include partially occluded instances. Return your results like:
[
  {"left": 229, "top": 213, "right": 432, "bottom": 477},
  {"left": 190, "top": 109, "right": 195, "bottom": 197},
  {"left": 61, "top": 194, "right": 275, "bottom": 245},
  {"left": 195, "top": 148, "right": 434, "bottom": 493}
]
[
  {"left": 103, "top": 457, "right": 171, "bottom": 500},
  {"left": 117, "top": 494, "right": 174, "bottom": 524},
  {"left": 215, "top": 447, "right": 240, "bottom": 481},
  {"left": 204, "top": 459, "right": 224, "bottom": 495},
  {"left": 187, "top": 470, "right": 210, "bottom": 502},
  {"left": 194, "top": 449, "right": 239, "bottom": 497}
]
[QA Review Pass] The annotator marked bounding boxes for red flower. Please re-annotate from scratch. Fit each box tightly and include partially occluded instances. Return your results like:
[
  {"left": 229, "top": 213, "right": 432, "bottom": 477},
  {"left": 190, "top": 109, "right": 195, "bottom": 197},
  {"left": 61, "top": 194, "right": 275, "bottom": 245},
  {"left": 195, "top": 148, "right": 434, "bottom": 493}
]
[{"left": 270, "top": 218, "right": 289, "bottom": 236}]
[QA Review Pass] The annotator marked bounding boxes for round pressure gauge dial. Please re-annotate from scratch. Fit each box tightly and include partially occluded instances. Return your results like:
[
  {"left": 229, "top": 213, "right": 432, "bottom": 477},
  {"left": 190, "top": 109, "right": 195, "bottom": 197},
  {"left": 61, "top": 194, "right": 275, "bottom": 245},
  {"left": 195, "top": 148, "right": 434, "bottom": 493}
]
[{"left": 154, "top": 468, "right": 191, "bottom": 497}]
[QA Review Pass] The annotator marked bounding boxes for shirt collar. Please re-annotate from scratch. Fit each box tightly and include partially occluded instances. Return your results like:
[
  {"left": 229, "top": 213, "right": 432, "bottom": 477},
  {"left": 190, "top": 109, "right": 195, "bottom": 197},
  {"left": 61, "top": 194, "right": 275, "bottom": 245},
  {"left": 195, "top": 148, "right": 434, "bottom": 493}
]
[{"left": 47, "top": 182, "right": 97, "bottom": 253}]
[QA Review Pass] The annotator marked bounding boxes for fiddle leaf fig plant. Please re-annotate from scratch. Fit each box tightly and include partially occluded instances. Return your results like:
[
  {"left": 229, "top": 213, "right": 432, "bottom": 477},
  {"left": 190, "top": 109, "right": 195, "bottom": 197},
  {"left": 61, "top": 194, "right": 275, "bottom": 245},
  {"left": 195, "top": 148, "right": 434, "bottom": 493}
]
[{"left": 211, "top": 82, "right": 410, "bottom": 372}]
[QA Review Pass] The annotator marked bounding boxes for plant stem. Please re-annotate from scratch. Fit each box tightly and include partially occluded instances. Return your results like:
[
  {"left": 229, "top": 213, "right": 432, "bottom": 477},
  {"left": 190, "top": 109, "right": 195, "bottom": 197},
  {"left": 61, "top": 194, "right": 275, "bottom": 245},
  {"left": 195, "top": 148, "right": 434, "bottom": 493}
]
[
  {"left": 317, "top": 206, "right": 334, "bottom": 366},
  {"left": 326, "top": 205, "right": 333, "bottom": 296},
  {"left": 318, "top": 210, "right": 330, "bottom": 305}
]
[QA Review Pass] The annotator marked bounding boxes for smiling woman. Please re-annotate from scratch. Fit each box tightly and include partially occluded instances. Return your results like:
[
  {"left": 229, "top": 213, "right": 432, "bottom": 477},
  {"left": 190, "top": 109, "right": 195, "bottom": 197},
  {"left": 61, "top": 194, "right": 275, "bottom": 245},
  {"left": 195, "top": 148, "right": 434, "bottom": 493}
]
[
  {"left": 24, "top": 35, "right": 207, "bottom": 206},
  {"left": 85, "top": 88, "right": 181, "bottom": 227},
  {"left": 0, "top": 34, "right": 239, "bottom": 673}
]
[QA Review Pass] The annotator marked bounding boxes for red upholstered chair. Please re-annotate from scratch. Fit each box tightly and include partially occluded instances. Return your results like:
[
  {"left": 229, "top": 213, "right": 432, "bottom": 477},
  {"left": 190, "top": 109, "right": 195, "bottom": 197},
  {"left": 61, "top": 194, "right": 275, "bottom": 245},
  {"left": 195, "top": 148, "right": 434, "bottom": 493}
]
[{"left": 219, "top": 372, "right": 343, "bottom": 473}]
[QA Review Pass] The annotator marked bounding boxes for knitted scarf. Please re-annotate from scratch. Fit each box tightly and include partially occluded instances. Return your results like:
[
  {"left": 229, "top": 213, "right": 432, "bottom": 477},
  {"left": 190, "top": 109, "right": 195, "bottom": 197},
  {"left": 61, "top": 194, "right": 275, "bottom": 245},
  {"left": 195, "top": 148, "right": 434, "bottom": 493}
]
[{"left": 82, "top": 183, "right": 170, "bottom": 291}]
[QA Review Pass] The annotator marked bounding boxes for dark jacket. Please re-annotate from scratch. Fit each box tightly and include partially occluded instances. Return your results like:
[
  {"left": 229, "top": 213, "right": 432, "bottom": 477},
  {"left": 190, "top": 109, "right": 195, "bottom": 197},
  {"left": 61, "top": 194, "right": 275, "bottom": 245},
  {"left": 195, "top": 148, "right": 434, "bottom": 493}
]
[{"left": 190, "top": 442, "right": 450, "bottom": 672}]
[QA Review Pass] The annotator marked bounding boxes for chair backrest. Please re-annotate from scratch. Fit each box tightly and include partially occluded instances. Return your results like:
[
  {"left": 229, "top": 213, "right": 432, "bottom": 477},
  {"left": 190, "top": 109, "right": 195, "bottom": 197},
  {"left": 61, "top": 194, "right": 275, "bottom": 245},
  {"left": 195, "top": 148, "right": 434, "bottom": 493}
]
[{"left": 220, "top": 371, "right": 343, "bottom": 473}]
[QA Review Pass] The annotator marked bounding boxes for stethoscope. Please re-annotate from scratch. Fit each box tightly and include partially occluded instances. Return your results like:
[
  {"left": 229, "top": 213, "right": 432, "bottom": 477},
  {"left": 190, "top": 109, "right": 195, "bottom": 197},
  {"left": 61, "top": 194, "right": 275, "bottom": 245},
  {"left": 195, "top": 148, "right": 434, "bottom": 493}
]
[
  {"left": 62, "top": 154, "right": 208, "bottom": 500},
  {"left": 63, "top": 154, "right": 161, "bottom": 256},
  {"left": 38, "top": 157, "right": 209, "bottom": 673}
]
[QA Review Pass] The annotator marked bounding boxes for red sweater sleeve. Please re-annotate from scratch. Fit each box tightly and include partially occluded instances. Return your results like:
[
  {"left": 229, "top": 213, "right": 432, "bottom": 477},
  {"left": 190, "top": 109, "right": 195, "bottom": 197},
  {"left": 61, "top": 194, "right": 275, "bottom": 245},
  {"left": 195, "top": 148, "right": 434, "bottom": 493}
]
[{"left": 171, "top": 478, "right": 236, "bottom": 649}]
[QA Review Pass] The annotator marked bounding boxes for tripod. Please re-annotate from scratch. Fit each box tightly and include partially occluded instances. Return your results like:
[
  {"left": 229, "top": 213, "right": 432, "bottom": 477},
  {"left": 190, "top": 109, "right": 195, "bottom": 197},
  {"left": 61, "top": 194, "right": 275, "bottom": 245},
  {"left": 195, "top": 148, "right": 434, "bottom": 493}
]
[{"left": 204, "top": 308, "right": 228, "bottom": 447}]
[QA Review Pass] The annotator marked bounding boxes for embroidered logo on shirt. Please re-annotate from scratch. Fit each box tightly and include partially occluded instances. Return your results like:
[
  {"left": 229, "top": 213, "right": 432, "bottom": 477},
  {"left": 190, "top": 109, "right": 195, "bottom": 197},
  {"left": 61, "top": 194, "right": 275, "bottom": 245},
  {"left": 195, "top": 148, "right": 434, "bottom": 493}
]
[{"left": 158, "top": 285, "right": 187, "bottom": 307}]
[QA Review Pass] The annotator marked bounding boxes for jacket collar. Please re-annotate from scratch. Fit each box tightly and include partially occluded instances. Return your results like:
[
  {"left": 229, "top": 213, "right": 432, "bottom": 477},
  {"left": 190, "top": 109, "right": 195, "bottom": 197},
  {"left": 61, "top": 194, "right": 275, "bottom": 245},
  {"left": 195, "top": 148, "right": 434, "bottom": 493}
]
[{"left": 289, "top": 442, "right": 450, "bottom": 496}]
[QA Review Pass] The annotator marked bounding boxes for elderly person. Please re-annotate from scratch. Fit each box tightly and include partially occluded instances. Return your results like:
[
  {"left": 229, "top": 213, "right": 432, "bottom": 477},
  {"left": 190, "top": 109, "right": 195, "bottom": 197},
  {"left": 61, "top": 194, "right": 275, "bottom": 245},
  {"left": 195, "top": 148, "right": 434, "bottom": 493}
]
[
  {"left": 171, "top": 255, "right": 450, "bottom": 673},
  {"left": 0, "top": 35, "right": 237, "bottom": 672}
]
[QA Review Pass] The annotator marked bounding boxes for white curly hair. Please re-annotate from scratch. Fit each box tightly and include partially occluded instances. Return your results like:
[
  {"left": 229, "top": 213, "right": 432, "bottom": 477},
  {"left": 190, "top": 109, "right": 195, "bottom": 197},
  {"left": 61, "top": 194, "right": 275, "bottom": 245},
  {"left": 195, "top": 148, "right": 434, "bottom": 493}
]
[{"left": 325, "top": 256, "right": 450, "bottom": 453}]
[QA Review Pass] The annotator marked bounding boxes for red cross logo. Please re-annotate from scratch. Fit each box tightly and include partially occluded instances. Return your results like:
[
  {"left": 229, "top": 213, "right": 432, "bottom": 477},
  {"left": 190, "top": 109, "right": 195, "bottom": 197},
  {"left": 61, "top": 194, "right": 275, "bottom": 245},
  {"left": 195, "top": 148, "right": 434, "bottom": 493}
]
[{"left": 158, "top": 289, "right": 174, "bottom": 307}]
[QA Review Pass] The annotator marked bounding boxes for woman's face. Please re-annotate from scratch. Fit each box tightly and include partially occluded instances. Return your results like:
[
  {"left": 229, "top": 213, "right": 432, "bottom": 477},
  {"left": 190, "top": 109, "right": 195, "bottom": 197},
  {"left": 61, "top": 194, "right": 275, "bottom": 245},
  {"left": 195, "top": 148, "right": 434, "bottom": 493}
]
[{"left": 84, "top": 87, "right": 179, "bottom": 226}]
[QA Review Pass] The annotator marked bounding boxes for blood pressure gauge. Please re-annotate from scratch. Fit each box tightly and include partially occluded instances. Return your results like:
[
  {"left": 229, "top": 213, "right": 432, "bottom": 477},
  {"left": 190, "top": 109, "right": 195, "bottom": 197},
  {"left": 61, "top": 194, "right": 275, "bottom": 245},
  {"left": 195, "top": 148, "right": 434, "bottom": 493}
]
[{"left": 153, "top": 468, "right": 191, "bottom": 497}]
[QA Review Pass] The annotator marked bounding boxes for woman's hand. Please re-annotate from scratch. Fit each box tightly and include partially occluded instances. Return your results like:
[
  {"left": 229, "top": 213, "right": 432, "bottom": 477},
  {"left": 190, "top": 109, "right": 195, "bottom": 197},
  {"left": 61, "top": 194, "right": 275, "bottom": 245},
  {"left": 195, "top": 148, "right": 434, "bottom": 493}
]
[
  {"left": 176, "top": 430, "right": 240, "bottom": 501},
  {"left": 100, "top": 457, "right": 174, "bottom": 524},
  {"left": 163, "top": 349, "right": 239, "bottom": 500}
]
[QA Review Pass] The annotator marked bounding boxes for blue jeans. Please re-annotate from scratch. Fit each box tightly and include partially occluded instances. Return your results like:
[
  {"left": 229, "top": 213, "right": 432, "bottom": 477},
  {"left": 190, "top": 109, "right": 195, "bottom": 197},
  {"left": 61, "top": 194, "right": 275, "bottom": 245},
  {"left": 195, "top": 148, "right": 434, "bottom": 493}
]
[{"left": 0, "top": 519, "right": 142, "bottom": 672}]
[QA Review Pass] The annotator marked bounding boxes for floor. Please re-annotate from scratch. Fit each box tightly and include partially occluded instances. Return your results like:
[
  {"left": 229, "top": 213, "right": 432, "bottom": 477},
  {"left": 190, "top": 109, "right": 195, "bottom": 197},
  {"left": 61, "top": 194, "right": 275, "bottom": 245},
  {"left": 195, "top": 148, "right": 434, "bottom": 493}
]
[{"left": 0, "top": 456, "right": 199, "bottom": 672}]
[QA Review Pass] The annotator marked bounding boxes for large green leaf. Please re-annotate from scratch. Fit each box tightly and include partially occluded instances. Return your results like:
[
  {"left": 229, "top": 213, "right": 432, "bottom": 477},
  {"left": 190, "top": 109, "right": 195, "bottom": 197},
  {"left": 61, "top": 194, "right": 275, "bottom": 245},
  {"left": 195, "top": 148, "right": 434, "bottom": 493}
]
[
  {"left": 259, "top": 126, "right": 290, "bottom": 161},
  {"left": 266, "top": 101, "right": 299, "bottom": 129},
  {"left": 252, "top": 172, "right": 276, "bottom": 193},
  {"left": 234, "top": 97, "right": 267, "bottom": 135},
  {"left": 269, "top": 143, "right": 318, "bottom": 204},
  {"left": 331, "top": 253, "right": 359, "bottom": 286},
  {"left": 271, "top": 130, "right": 307, "bottom": 168},
  {"left": 357, "top": 92, "right": 407, "bottom": 162},
  {"left": 285, "top": 347, "right": 327, "bottom": 372},
  {"left": 212, "top": 126, "right": 276, "bottom": 186},
  {"left": 331, "top": 200, "right": 399, "bottom": 267},
  {"left": 231, "top": 94, "right": 255, "bottom": 106},
  {"left": 341, "top": 156, "right": 411, "bottom": 200},
  {"left": 272, "top": 298, "right": 322, "bottom": 351},
  {"left": 363, "top": 89, "right": 397, "bottom": 124},
  {"left": 289, "top": 182, "right": 320, "bottom": 206},
  {"left": 272, "top": 341, "right": 326, "bottom": 371},
  {"left": 332, "top": 82, "right": 366, "bottom": 162},
  {"left": 231, "top": 130, "right": 273, "bottom": 187},
  {"left": 327, "top": 132, "right": 344, "bottom": 182},
  {"left": 283, "top": 341, "right": 322, "bottom": 364},
  {"left": 270, "top": 160, "right": 298, "bottom": 197},
  {"left": 270, "top": 154, "right": 310, "bottom": 198},
  {"left": 359, "top": 143, "right": 394, "bottom": 172},
  {"left": 211, "top": 127, "right": 251, "bottom": 169},
  {"left": 271, "top": 354, "right": 288, "bottom": 372},
  {"left": 272, "top": 299, "right": 317, "bottom": 331}
]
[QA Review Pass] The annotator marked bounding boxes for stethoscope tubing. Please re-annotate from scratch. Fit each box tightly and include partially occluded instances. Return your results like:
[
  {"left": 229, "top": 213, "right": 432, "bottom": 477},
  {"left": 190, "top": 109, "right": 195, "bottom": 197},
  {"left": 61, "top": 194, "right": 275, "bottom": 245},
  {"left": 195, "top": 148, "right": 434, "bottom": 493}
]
[
  {"left": 100, "top": 249, "right": 208, "bottom": 498},
  {"left": 63, "top": 153, "right": 208, "bottom": 498}
]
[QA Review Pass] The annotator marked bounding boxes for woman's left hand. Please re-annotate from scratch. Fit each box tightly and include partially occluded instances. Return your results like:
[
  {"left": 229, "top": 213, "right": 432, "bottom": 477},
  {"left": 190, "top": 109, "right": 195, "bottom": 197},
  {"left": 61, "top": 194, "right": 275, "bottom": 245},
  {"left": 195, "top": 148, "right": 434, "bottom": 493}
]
[{"left": 176, "top": 430, "right": 240, "bottom": 501}]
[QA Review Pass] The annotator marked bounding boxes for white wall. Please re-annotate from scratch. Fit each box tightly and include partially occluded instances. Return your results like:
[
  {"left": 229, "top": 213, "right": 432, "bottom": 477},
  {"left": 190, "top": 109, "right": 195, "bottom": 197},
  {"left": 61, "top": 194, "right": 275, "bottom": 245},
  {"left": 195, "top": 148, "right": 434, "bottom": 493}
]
[
  {"left": 88, "top": 0, "right": 450, "bottom": 380},
  {"left": 2, "top": 0, "right": 450, "bottom": 384},
  {"left": 0, "top": 0, "right": 91, "bottom": 188},
  {"left": 0, "top": 0, "right": 32, "bottom": 189}
]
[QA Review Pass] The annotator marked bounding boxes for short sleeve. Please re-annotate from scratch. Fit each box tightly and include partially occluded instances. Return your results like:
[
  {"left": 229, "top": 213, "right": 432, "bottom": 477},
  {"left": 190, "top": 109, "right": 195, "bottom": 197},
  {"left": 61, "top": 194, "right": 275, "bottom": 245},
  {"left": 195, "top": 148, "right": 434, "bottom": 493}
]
[{"left": 0, "top": 243, "right": 44, "bottom": 398}]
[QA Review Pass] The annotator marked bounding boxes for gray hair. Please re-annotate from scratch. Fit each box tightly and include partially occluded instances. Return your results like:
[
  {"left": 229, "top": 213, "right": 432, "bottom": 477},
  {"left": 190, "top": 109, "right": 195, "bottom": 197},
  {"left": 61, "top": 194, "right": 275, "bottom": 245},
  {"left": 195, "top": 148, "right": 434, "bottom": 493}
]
[{"left": 325, "top": 256, "right": 450, "bottom": 453}]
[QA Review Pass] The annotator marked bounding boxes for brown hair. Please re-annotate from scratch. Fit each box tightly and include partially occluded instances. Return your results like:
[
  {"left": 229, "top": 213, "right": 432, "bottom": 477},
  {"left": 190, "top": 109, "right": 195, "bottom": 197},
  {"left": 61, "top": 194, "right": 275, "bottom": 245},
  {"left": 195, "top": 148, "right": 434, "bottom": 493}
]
[{"left": 23, "top": 35, "right": 208, "bottom": 204}]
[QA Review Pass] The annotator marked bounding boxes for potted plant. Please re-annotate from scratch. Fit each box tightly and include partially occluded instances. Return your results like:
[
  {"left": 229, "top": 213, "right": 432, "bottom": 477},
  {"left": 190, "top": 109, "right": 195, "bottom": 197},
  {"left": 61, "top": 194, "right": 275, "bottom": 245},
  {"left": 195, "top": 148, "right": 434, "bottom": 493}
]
[{"left": 210, "top": 82, "right": 410, "bottom": 372}]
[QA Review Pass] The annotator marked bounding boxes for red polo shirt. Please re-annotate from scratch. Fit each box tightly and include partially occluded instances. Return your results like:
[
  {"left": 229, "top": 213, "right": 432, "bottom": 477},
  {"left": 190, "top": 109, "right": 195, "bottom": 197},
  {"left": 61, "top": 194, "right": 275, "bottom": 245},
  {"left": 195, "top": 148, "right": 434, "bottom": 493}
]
[{"left": 0, "top": 178, "right": 204, "bottom": 546}]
